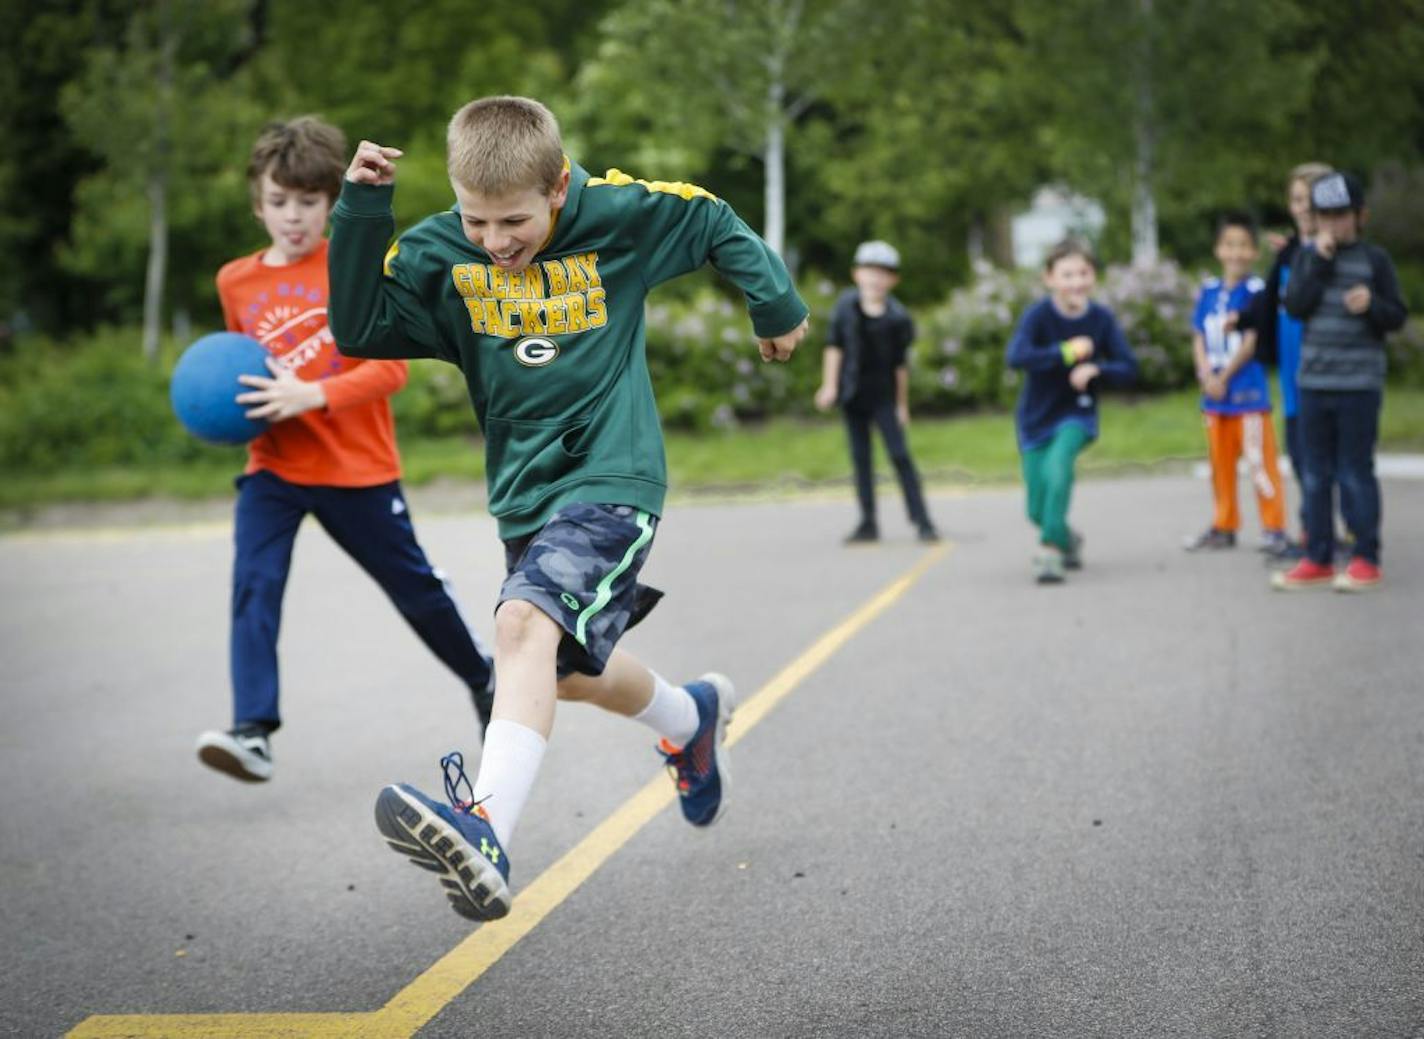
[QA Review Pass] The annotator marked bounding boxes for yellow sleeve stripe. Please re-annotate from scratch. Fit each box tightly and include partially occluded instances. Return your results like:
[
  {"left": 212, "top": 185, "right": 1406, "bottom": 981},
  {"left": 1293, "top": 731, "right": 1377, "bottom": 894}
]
[
  {"left": 586, "top": 168, "right": 718, "bottom": 203},
  {"left": 383, "top": 242, "right": 399, "bottom": 277}
]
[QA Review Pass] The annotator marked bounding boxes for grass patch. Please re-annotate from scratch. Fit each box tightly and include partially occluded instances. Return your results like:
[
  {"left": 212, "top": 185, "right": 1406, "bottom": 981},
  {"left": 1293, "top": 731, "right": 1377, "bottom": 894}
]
[{"left": 4, "top": 388, "right": 1423, "bottom": 511}]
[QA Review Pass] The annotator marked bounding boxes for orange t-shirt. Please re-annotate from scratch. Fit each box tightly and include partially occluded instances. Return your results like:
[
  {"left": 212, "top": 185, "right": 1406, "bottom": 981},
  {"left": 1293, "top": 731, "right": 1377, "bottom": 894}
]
[{"left": 216, "top": 239, "right": 407, "bottom": 487}]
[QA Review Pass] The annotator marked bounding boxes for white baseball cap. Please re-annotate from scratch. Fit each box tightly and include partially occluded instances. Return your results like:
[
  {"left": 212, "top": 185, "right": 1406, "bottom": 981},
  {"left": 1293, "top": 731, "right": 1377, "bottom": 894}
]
[{"left": 853, "top": 240, "right": 900, "bottom": 270}]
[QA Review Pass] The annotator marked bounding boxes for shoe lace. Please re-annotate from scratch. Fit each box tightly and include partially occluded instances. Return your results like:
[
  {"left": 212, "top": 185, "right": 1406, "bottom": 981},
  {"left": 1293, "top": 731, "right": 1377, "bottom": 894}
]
[
  {"left": 440, "top": 752, "right": 487, "bottom": 814},
  {"left": 656, "top": 739, "right": 692, "bottom": 793}
]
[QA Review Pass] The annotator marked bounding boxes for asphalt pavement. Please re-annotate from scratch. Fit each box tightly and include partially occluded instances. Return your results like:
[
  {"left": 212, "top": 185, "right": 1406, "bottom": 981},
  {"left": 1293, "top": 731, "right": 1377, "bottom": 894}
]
[{"left": 2, "top": 472, "right": 1421, "bottom": 1039}]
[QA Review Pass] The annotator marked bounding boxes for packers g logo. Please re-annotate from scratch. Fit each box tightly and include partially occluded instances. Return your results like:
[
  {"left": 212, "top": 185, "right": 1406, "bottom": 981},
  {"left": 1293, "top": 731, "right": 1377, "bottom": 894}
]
[{"left": 514, "top": 337, "right": 560, "bottom": 367}]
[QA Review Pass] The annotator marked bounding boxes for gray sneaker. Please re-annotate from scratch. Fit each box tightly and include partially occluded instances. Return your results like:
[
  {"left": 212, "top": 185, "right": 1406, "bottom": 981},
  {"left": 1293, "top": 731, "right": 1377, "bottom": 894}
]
[
  {"left": 196, "top": 726, "right": 273, "bottom": 782},
  {"left": 1183, "top": 527, "right": 1236, "bottom": 552},
  {"left": 1063, "top": 530, "right": 1084, "bottom": 570},
  {"left": 1034, "top": 549, "right": 1066, "bottom": 584}
]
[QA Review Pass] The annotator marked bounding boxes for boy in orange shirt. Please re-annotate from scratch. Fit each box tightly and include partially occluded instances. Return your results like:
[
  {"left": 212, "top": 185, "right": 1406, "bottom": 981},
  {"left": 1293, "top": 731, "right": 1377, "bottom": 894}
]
[{"left": 194, "top": 117, "right": 494, "bottom": 782}]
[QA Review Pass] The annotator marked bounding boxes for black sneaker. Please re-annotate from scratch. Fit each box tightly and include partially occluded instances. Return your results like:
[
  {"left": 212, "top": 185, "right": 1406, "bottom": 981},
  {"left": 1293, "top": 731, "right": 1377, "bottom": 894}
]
[
  {"left": 1063, "top": 529, "right": 1084, "bottom": 570},
  {"left": 1183, "top": 527, "right": 1236, "bottom": 552},
  {"left": 843, "top": 522, "right": 879, "bottom": 545},
  {"left": 196, "top": 725, "right": 272, "bottom": 782},
  {"left": 916, "top": 522, "right": 941, "bottom": 543}
]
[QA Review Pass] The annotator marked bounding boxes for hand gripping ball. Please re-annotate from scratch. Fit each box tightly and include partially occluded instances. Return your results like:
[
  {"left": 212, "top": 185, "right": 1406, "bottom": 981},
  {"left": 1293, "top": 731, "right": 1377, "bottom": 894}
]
[{"left": 170, "top": 332, "right": 271, "bottom": 444}]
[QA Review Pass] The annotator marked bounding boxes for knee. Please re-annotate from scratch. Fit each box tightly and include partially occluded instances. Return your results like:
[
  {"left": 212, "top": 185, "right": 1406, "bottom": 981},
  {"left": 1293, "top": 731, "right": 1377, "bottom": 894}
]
[
  {"left": 495, "top": 599, "right": 560, "bottom": 656},
  {"left": 231, "top": 572, "right": 282, "bottom": 614},
  {"left": 1299, "top": 468, "right": 1331, "bottom": 497},
  {"left": 1041, "top": 471, "right": 1071, "bottom": 499}
]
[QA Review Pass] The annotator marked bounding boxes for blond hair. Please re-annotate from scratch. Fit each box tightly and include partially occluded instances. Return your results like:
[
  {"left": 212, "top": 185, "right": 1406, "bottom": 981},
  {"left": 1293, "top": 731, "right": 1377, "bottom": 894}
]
[
  {"left": 447, "top": 96, "right": 565, "bottom": 196},
  {"left": 1289, "top": 161, "right": 1333, "bottom": 189},
  {"left": 247, "top": 116, "right": 347, "bottom": 205}
]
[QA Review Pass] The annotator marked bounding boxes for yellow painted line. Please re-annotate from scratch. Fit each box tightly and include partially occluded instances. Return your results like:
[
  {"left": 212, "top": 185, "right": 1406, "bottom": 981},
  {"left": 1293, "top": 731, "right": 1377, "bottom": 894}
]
[
  {"left": 68, "top": 1014, "right": 372, "bottom": 1038},
  {"left": 69, "top": 543, "right": 950, "bottom": 1039}
]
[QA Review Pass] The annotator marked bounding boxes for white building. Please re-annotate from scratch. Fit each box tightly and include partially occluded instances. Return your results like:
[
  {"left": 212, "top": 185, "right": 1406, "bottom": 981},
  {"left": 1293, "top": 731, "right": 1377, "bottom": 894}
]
[{"left": 1011, "top": 186, "right": 1106, "bottom": 269}]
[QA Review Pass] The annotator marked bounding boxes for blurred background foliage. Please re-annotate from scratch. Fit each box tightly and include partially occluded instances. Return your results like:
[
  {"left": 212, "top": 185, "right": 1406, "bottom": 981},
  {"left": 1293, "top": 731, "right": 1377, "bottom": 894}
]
[{"left": 3, "top": 0, "right": 1424, "bottom": 473}]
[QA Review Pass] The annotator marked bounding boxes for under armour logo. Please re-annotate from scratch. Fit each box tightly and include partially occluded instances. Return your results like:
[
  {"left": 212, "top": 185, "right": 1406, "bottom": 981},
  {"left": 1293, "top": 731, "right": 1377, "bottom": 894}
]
[
  {"left": 391, "top": 497, "right": 406, "bottom": 515},
  {"left": 480, "top": 838, "right": 500, "bottom": 864}
]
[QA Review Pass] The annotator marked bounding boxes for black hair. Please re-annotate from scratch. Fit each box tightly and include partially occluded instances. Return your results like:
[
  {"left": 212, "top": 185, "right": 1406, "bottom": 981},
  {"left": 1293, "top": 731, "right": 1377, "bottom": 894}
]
[{"left": 1214, "top": 211, "right": 1258, "bottom": 246}]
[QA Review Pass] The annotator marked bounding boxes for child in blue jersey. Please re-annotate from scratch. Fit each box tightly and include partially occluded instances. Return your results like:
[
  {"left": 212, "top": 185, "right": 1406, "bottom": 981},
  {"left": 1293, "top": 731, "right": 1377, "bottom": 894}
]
[
  {"left": 1184, "top": 214, "right": 1287, "bottom": 554},
  {"left": 1246, "top": 163, "right": 1333, "bottom": 560},
  {"left": 1006, "top": 240, "right": 1138, "bottom": 584}
]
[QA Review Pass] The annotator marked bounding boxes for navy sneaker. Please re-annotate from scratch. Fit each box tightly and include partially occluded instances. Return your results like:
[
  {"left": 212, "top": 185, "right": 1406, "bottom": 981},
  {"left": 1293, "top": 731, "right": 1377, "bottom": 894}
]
[
  {"left": 374, "top": 752, "right": 511, "bottom": 922},
  {"left": 658, "top": 673, "right": 734, "bottom": 827}
]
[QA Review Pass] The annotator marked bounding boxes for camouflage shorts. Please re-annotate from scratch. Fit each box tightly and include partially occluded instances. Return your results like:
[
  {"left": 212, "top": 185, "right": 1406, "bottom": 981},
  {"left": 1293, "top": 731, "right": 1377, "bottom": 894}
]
[{"left": 499, "top": 502, "right": 664, "bottom": 677}]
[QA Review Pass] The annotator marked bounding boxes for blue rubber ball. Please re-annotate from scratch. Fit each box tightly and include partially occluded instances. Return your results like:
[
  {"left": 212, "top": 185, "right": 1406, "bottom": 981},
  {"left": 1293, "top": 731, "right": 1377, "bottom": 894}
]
[{"left": 170, "top": 332, "right": 272, "bottom": 444}]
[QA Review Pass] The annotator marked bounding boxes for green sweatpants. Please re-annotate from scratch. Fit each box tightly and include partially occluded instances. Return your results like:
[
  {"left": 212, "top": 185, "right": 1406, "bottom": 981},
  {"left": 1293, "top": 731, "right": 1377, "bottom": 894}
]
[{"left": 1021, "top": 422, "right": 1091, "bottom": 550}]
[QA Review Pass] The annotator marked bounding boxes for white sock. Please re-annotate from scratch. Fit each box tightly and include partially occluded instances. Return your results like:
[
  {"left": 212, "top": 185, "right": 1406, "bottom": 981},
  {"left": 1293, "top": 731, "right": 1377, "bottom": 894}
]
[
  {"left": 632, "top": 672, "right": 700, "bottom": 747},
  {"left": 470, "top": 719, "right": 547, "bottom": 850}
]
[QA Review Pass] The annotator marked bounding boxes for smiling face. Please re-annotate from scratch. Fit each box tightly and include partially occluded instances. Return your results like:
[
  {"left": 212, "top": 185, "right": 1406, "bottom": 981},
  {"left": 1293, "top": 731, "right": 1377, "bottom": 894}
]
[
  {"left": 452, "top": 170, "right": 570, "bottom": 273},
  {"left": 254, "top": 171, "right": 332, "bottom": 265},
  {"left": 1044, "top": 252, "right": 1095, "bottom": 315},
  {"left": 1213, "top": 224, "right": 1258, "bottom": 283}
]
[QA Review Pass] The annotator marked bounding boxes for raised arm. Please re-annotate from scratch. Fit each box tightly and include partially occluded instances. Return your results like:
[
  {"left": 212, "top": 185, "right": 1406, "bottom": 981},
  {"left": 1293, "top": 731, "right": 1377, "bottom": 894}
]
[{"left": 328, "top": 141, "right": 446, "bottom": 361}]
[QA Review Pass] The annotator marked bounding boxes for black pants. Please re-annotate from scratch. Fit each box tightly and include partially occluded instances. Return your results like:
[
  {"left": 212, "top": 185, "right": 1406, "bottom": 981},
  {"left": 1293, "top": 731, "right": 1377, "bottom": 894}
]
[{"left": 843, "top": 401, "right": 931, "bottom": 528}]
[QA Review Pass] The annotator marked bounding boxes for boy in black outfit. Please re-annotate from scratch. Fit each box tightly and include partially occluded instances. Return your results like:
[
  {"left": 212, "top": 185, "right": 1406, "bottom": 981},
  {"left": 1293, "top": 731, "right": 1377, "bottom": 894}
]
[
  {"left": 1273, "top": 171, "right": 1408, "bottom": 592},
  {"left": 814, "top": 240, "right": 938, "bottom": 544}
]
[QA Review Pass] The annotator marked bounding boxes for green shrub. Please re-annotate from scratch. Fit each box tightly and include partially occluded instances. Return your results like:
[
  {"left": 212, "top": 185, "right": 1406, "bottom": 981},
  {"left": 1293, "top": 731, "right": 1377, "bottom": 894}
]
[
  {"left": 908, "top": 259, "right": 1201, "bottom": 415},
  {"left": 0, "top": 328, "right": 243, "bottom": 470},
  {"left": 4, "top": 262, "right": 1419, "bottom": 472}
]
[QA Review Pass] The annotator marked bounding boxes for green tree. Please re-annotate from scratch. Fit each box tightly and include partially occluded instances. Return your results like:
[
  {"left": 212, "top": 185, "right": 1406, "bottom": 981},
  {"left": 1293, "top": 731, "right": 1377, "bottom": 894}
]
[
  {"left": 575, "top": 0, "right": 873, "bottom": 258},
  {"left": 0, "top": 0, "right": 140, "bottom": 337},
  {"left": 1012, "top": 0, "right": 1321, "bottom": 265},
  {"left": 60, "top": 0, "right": 263, "bottom": 357},
  {"left": 806, "top": 1, "right": 1046, "bottom": 292}
]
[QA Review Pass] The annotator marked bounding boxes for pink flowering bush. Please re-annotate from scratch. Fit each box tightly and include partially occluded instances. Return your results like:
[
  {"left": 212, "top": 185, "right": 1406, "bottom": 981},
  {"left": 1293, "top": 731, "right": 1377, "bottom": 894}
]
[{"left": 908, "top": 259, "right": 1201, "bottom": 414}]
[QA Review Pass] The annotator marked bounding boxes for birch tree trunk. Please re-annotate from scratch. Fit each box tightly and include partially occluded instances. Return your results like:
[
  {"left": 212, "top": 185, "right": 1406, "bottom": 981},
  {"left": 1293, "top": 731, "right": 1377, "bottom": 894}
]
[
  {"left": 1130, "top": 0, "right": 1159, "bottom": 266},
  {"left": 763, "top": 76, "right": 786, "bottom": 258},
  {"left": 142, "top": 169, "right": 168, "bottom": 362},
  {"left": 141, "top": 0, "right": 174, "bottom": 361}
]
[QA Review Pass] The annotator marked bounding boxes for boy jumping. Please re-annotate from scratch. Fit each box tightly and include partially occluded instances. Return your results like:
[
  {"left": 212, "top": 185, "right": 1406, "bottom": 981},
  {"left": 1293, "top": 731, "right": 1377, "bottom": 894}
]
[{"left": 328, "top": 97, "right": 808, "bottom": 920}]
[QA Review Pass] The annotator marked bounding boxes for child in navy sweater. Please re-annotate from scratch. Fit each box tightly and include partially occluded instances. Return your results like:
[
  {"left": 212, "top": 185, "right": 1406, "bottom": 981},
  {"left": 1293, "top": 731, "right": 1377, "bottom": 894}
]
[{"left": 1006, "top": 240, "right": 1139, "bottom": 583}]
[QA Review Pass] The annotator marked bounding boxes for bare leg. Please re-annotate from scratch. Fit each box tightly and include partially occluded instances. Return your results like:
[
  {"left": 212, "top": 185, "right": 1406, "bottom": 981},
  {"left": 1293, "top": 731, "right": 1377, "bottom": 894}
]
[
  {"left": 557, "top": 648, "right": 655, "bottom": 717},
  {"left": 491, "top": 599, "right": 563, "bottom": 738}
]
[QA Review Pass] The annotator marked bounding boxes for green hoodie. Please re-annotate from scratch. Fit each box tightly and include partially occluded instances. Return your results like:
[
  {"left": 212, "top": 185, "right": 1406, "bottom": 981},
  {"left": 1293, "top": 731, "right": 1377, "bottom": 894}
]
[{"left": 328, "top": 161, "right": 808, "bottom": 538}]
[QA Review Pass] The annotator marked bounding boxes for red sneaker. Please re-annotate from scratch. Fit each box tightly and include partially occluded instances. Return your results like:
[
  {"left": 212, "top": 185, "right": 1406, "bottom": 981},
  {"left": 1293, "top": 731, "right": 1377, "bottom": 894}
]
[
  {"left": 1334, "top": 557, "right": 1382, "bottom": 592},
  {"left": 1271, "top": 558, "right": 1335, "bottom": 591}
]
